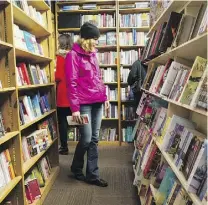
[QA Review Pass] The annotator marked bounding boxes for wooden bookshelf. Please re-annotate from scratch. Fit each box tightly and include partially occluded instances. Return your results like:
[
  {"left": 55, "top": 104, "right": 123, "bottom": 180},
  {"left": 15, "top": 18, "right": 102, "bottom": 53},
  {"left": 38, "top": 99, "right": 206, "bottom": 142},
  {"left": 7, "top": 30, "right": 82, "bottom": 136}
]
[
  {"left": 147, "top": 1, "right": 188, "bottom": 37},
  {"left": 15, "top": 48, "right": 52, "bottom": 63},
  {"left": 148, "top": 32, "right": 207, "bottom": 64},
  {"left": 13, "top": 5, "right": 51, "bottom": 37},
  {"left": 119, "top": 27, "right": 149, "bottom": 32},
  {"left": 0, "top": 131, "right": 19, "bottom": 146},
  {"left": 0, "top": 1, "right": 59, "bottom": 204},
  {"left": 20, "top": 109, "right": 56, "bottom": 131},
  {"left": 133, "top": 1, "right": 208, "bottom": 205},
  {"left": 154, "top": 139, "right": 203, "bottom": 205},
  {"left": 142, "top": 88, "right": 208, "bottom": 117},
  {"left": 119, "top": 7, "right": 150, "bottom": 13},
  {"left": 0, "top": 176, "right": 22, "bottom": 203},
  {"left": 58, "top": 9, "right": 116, "bottom": 13},
  {"left": 0, "top": 40, "right": 13, "bottom": 50},
  {"left": 23, "top": 138, "right": 57, "bottom": 174},
  {"left": 18, "top": 83, "right": 54, "bottom": 90},
  {"left": 0, "top": 87, "right": 16, "bottom": 93},
  {"left": 58, "top": 27, "right": 117, "bottom": 32}
]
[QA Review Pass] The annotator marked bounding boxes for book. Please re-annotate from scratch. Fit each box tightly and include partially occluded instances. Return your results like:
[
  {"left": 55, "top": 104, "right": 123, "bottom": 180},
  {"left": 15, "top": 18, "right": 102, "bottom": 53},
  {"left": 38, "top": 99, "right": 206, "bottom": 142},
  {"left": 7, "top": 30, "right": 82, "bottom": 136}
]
[
  {"left": 160, "top": 61, "right": 190, "bottom": 97},
  {"left": 180, "top": 56, "right": 207, "bottom": 105},
  {"left": 0, "top": 111, "right": 5, "bottom": 137},
  {"left": 160, "top": 115, "right": 195, "bottom": 151},
  {"left": 172, "top": 15, "right": 196, "bottom": 48},
  {"left": 159, "top": 12, "right": 183, "bottom": 53},
  {"left": 187, "top": 139, "right": 207, "bottom": 193},
  {"left": 67, "top": 114, "right": 89, "bottom": 126},
  {"left": 155, "top": 167, "right": 176, "bottom": 205}
]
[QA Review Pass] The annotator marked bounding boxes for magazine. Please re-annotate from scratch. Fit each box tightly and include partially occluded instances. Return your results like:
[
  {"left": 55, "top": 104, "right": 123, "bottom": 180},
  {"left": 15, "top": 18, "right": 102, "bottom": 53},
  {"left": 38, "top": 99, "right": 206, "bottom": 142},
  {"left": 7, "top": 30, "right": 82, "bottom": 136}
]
[{"left": 67, "top": 114, "right": 89, "bottom": 126}]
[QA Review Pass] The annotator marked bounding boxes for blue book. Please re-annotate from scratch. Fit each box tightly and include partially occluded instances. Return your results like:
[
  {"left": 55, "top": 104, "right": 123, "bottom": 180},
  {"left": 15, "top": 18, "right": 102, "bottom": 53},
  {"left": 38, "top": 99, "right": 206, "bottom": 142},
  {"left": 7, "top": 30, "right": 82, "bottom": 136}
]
[
  {"left": 156, "top": 167, "right": 176, "bottom": 204},
  {"left": 23, "top": 31, "right": 35, "bottom": 53}
]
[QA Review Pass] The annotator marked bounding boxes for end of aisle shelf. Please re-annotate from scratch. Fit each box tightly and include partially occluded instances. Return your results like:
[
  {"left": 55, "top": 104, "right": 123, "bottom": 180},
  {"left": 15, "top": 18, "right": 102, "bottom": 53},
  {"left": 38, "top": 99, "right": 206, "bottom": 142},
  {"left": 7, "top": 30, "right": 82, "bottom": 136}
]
[
  {"left": 0, "top": 176, "right": 22, "bottom": 203},
  {"left": 132, "top": 1, "right": 207, "bottom": 204},
  {"left": 0, "top": 0, "right": 59, "bottom": 204}
]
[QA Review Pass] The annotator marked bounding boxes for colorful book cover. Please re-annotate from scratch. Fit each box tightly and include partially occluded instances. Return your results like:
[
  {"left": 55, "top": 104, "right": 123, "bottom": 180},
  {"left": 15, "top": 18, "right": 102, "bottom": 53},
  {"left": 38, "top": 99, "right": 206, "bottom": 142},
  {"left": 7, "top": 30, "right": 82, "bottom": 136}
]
[
  {"left": 187, "top": 140, "right": 207, "bottom": 193},
  {"left": 180, "top": 56, "right": 207, "bottom": 105},
  {"left": 155, "top": 167, "right": 176, "bottom": 205}
]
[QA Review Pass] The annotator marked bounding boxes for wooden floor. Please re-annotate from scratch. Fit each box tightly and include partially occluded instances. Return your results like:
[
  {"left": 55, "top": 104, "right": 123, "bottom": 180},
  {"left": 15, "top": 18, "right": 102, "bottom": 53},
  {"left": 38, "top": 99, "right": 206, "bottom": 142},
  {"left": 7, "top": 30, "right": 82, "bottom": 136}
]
[{"left": 43, "top": 145, "right": 140, "bottom": 205}]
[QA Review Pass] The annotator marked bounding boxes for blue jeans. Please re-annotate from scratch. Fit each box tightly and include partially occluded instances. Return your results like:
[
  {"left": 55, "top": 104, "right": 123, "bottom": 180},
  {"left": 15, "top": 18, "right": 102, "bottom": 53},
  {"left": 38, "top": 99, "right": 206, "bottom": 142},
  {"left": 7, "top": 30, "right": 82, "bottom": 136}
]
[{"left": 71, "top": 103, "right": 103, "bottom": 180}]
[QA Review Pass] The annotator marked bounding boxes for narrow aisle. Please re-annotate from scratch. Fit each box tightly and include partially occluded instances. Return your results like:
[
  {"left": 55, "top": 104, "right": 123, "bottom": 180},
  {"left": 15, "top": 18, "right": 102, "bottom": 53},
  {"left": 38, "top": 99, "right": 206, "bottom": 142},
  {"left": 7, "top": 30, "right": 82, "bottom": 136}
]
[{"left": 44, "top": 145, "right": 140, "bottom": 205}]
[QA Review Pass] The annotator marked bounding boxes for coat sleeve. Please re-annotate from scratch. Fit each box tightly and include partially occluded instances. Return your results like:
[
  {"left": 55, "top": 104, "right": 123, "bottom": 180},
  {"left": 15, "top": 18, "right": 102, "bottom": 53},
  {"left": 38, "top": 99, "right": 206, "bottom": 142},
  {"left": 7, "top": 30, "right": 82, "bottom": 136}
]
[
  {"left": 65, "top": 52, "right": 80, "bottom": 112},
  {"left": 127, "top": 61, "right": 138, "bottom": 86},
  {"left": 55, "top": 56, "right": 65, "bottom": 82}
]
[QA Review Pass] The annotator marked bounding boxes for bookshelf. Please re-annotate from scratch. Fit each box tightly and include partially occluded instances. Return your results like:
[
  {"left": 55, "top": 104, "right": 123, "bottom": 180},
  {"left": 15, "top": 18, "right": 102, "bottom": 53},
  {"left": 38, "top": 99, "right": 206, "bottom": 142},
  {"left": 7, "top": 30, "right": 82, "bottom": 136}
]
[
  {"left": 133, "top": 1, "right": 207, "bottom": 205},
  {"left": 55, "top": 0, "right": 150, "bottom": 145},
  {"left": 0, "top": 1, "right": 59, "bottom": 205}
]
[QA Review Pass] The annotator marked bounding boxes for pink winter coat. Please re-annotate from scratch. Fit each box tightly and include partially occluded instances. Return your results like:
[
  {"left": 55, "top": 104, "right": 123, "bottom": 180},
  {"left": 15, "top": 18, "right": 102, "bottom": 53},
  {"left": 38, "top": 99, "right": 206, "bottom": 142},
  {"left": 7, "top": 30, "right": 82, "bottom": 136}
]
[{"left": 65, "top": 43, "right": 107, "bottom": 112}]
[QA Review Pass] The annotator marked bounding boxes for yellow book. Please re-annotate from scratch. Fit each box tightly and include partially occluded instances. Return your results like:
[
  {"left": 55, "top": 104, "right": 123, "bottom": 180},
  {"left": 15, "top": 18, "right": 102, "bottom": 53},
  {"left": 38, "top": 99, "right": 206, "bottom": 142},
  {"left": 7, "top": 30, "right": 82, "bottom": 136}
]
[
  {"left": 157, "top": 117, "right": 172, "bottom": 144},
  {"left": 180, "top": 56, "right": 207, "bottom": 105}
]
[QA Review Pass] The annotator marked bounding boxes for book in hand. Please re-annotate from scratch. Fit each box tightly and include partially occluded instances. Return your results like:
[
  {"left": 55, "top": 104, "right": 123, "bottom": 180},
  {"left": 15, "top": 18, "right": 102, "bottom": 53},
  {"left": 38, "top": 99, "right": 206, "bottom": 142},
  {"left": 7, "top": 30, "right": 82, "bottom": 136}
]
[{"left": 67, "top": 114, "right": 89, "bottom": 126}]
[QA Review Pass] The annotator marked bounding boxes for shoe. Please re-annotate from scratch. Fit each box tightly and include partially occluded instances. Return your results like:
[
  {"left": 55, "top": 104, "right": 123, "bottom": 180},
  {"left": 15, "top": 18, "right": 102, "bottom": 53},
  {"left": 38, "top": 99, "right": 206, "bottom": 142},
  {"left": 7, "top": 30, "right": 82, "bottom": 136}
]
[
  {"left": 71, "top": 167, "right": 86, "bottom": 181},
  {"left": 75, "top": 174, "right": 86, "bottom": 181},
  {"left": 59, "top": 147, "right": 68, "bottom": 155},
  {"left": 87, "top": 178, "right": 108, "bottom": 187}
]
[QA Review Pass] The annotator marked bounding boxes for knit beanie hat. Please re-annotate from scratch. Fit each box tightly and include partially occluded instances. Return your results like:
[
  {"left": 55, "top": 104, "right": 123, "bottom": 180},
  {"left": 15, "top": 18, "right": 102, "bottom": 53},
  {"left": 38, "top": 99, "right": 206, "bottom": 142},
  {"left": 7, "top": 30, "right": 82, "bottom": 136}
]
[{"left": 80, "top": 22, "right": 100, "bottom": 39}]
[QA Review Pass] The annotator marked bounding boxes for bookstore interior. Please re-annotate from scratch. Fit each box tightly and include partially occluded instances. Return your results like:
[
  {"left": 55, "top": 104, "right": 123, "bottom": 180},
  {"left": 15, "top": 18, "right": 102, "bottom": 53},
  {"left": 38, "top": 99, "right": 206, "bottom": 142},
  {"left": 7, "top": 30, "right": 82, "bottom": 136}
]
[{"left": 0, "top": 0, "right": 207, "bottom": 204}]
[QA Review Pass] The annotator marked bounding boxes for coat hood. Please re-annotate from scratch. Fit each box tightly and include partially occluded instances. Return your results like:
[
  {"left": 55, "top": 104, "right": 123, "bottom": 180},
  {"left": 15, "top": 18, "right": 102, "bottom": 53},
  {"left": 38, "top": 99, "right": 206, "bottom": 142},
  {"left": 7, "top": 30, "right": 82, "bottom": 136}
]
[{"left": 72, "top": 43, "right": 97, "bottom": 56}]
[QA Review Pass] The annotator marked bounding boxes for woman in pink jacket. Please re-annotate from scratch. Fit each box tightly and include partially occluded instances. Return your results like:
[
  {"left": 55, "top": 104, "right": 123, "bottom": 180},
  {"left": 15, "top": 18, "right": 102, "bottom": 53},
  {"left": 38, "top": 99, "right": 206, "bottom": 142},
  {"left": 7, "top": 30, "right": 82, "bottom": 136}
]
[{"left": 65, "top": 22, "right": 109, "bottom": 187}]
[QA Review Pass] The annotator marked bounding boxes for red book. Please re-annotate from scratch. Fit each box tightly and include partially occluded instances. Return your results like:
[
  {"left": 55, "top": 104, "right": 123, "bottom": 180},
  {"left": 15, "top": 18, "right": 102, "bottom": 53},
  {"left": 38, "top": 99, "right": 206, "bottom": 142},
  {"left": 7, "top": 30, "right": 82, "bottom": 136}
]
[
  {"left": 25, "top": 184, "right": 33, "bottom": 204},
  {"left": 143, "top": 144, "right": 158, "bottom": 177},
  {"left": 155, "top": 58, "right": 173, "bottom": 93},
  {"left": 18, "top": 63, "right": 31, "bottom": 85},
  {"left": 150, "top": 24, "right": 163, "bottom": 56},
  {"left": 27, "top": 178, "right": 41, "bottom": 200}
]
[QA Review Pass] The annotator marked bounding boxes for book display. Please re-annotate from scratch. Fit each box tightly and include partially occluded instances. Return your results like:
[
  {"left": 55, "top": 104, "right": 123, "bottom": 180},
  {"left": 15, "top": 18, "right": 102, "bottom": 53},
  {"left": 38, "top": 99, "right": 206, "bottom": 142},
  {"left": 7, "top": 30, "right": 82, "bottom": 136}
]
[
  {"left": 55, "top": 0, "right": 150, "bottom": 144},
  {"left": 132, "top": 1, "right": 207, "bottom": 205},
  {"left": 0, "top": 1, "right": 59, "bottom": 204}
]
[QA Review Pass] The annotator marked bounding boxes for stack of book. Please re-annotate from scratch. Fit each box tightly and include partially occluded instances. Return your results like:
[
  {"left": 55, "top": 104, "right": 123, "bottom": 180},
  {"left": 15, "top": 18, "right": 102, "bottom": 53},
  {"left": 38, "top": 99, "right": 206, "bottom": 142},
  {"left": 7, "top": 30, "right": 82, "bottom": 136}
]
[
  {"left": 142, "top": 6, "right": 207, "bottom": 62},
  {"left": 105, "top": 86, "right": 118, "bottom": 101},
  {"left": 99, "top": 127, "right": 117, "bottom": 141},
  {"left": 122, "top": 105, "right": 136, "bottom": 121},
  {"left": 119, "top": 31, "right": 146, "bottom": 46},
  {"left": 122, "top": 126, "right": 134, "bottom": 142},
  {"left": 0, "top": 149, "right": 15, "bottom": 189},
  {"left": 120, "top": 67, "right": 130, "bottom": 83},
  {"left": 97, "top": 51, "right": 117, "bottom": 65},
  {"left": 101, "top": 68, "right": 117, "bottom": 83},
  {"left": 60, "top": 5, "right": 79, "bottom": 11},
  {"left": 121, "top": 87, "right": 134, "bottom": 101},
  {"left": 16, "top": 63, "right": 48, "bottom": 86},
  {"left": 103, "top": 104, "right": 118, "bottom": 119},
  {"left": 81, "top": 14, "right": 116, "bottom": 27},
  {"left": 14, "top": 24, "right": 44, "bottom": 55},
  {"left": 25, "top": 156, "right": 51, "bottom": 204},
  {"left": 12, "top": 0, "right": 46, "bottom": 27},
  {"left": 119, "top": 2, "right": 149, "bottom": 9},
  {"left": 98, "top": 32, "right": 116, "bottom": 46},
  {"left": 19, "top": 92, "right": 51, "bottom": 125},
  {"left": 119, "top": 13, "right": 150, "bottom": 27},
  {"left": 120, "top": 49, "right": 139, "bottom": 65}
]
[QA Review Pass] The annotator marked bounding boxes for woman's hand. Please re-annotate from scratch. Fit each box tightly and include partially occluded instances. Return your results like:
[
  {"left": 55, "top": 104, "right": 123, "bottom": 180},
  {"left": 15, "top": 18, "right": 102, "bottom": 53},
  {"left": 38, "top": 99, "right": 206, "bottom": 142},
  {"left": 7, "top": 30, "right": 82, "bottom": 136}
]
[
  {"left": 105, "top": 101, "right": 110, "bottom": 110},
  {"left": 72, "top": 111, "right": 81, "bottom": 123}
]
